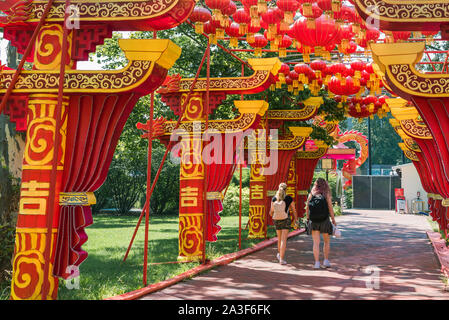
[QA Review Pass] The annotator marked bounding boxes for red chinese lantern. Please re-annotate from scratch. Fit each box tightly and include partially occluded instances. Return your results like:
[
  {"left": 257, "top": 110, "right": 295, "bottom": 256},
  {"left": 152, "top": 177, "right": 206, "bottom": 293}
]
[
  {"left": 300, "top": 3, "right": 323, "bottom": 29},
  {"left": 390, "top": 31, "right": 411, "bottom": 43},
  {"left": 340, "top": 40, "right": 357, "bottom": 58},
  {"left": 334, "top": 5, "right": 355, "bottom": 28},
  {"left": 280, "top": 63, "right": 290, "bottom": 75},
  {"left": 329, "top": 62, "right": 346, "bottom": 83},
  {"left": 328, "top": 76, "right": 345, "bottom": 97},
  {"left": 345, "top": 76, "right": 360, "bottom": 100},
  {"left": 338, "top": 24, "right": 354, "bottom": 51},
  {"left": 298, "top": 0, "right": 316, "bottom": 17},
  {"left": 241, "top": 0, "right": 259, "bottom": 23},
  {"left": 203, "top": 21, "right": 217, "bottom": 43},
  {"left": 310, "top": 59, "right": 327, "bottom": 79},
  {"left": 362, "top": 95, "right": 377, "bottom": 113},
  {"left": 278, "top": 34, "right": 293, "bottom": 57},
  {"left": 365, "top": 27, "right": 380, "bottom": 42},
  {"left": 277, "top": 63, "right": 290, "bottom": 86},
  {"left": 205, "top": 0, "right": 231, "bottom": 23},
  {"left": 246, "top": 22, "right": 261, "bottom": 43},
  {"left": 261, "top": 8, "right": 282, "bottom": 38},
  {"left": 233, "top": 8, "right": 251, "bottom": 34},
  {"left": 257, "top": 0, "right": 269, "bottom": 14},
  {"left": 285, "top": 75, "right": 294, "bottom": 92},
  {"left": 316, "top": 0, "right": 340, "bottom": 18},
  {"left": 249, "top": 33, "right": 268, "bottom": 56},
  {"left": 211, "top": 16, "right": 231, "bottom": 39},
  {"left": 226, "top": 22, "right": 241, "bottom": 47},
  {"left": 276, "top": 0, "right": 299, "bottom": 24},
  {"left": 350, "top": 60, "right": 366, "bottom": 75},
  {"left": 190, "top": 7, "right": 212, "bottom": 34},
  {"left": 292, "top": 16, "right": 340, "bottom": 61},
  {"left": 345, "top": 76, "right": 361, "bottom": 97},
  {"left": 350, "top": 60, "right": 366, "bottom": 86},
  {"left": 421, "top": 31, "right": 438, "bottom": 44},
  {"left": 221, "top": 1, "right": 236, "bottom": 27},
  {"left": 294, "top": 63, "right": 313, "bottom": 85}
]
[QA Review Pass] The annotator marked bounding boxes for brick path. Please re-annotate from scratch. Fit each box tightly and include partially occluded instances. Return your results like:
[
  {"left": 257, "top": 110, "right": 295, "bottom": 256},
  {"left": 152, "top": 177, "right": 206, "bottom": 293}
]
[{"left": 140, "top": 210, "right": 449, "bottom": 300}]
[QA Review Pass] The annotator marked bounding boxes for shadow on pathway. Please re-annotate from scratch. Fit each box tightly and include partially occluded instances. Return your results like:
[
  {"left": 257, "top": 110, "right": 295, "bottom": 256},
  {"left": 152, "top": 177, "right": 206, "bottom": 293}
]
[{"left": 140, "top": 209, "right": 449, "bottom": 300}]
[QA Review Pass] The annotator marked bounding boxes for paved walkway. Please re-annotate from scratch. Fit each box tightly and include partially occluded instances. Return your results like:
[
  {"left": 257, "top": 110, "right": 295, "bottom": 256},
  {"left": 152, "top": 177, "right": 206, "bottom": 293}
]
[{"left": 141, "top": 210, "right": 449, "bottom": 300}]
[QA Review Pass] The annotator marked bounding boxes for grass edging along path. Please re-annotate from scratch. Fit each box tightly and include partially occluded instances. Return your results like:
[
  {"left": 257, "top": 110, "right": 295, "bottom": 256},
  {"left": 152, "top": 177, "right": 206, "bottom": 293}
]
[{"left": 106, "top": 228, "right": 306, "bottom": 300}]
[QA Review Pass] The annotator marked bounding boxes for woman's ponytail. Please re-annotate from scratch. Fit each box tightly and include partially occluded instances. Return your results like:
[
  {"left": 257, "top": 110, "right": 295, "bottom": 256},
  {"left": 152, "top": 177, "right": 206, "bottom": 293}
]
[{"left": 275, "top": 182, "right": 288, "bottom": 201}]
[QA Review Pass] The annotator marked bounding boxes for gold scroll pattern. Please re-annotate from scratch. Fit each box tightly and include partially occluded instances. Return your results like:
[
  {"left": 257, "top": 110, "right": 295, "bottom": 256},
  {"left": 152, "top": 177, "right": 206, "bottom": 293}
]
[
  {"left": 178, "top": 213, "right": 203, "bottom": 259},
  {"left": 11, "top": 230, "right": 58, "bottom": 300},
  {"left": 23, "top": 96, "right": 68, "bottom": 170},
  {"left": 32, "top": 0, "right": 177, "bottom": 21},
  {"left": 400, "top": 119, "right": 432, "bottom": 140},
  {"left": 390, "top": 64, "right": 449, "bottom": 97},
  {"left": 248, "top": 205, "right": 266, "bottom": 239},
  {"left": 355, "top": 0, "right": 449, "bottom": 21},
  {"left": 179, "top": 70, "right": 270, "bottom": 91},
  {"left": 248, "top": 126, "right": 267, "bottom": 239}
]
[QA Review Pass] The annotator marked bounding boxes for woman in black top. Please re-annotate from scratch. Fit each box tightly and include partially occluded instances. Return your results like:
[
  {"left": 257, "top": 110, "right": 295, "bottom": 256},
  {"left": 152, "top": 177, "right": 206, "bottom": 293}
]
[
  {"left": 306, "top": 178, "right": 336, "bottom": 269},
  {"left": 269, "top": 183, "right": 298, "bottom": 265}
]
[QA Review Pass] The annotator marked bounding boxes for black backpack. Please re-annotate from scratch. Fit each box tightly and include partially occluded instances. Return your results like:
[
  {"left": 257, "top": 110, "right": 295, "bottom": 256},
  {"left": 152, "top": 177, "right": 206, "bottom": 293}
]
[{"left": 309, "top": 194, "right": 329, "bottom": 222}]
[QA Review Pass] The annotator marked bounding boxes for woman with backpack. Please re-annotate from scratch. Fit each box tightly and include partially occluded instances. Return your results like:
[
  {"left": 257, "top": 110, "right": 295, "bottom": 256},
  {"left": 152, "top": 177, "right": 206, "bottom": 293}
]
[
  {"left": 269, "top": 183, "right": 298, "bottom": 265},
  {"left": 306, "top": 178, "right": 337, "bottom": 269}
]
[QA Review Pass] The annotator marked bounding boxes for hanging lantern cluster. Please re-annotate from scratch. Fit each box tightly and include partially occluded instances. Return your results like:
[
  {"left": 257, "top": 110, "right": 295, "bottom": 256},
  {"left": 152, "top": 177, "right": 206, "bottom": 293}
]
[
  {"left": 187, "top": 0, "right": 420, "bottom": 58},
  {"left": 344, "top": 95, "right": 390, "bottom": 119}
]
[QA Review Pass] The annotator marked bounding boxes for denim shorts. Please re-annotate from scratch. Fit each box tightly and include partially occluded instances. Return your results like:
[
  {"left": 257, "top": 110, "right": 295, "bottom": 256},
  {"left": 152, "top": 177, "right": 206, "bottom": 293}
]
[{"left": 274, "top": 217, "right": 291, "bottom": 230}]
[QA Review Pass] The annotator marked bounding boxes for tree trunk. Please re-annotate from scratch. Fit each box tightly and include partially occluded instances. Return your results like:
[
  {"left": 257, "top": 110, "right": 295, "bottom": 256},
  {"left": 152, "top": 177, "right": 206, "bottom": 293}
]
[{"left": 0, "top": 42, "right": 25, "bottom": 225}]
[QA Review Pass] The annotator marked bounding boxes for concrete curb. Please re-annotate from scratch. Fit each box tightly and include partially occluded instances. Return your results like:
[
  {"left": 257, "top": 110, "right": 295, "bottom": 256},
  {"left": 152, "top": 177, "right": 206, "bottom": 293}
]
[{"left": 427, "top": 231, "right": 449, "bottom": 280}]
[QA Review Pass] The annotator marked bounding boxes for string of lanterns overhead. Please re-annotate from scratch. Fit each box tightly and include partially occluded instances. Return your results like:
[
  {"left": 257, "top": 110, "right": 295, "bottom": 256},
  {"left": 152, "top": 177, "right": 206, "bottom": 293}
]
[{"left": 187, "top": 0, "right": 437, "bottom": 119}]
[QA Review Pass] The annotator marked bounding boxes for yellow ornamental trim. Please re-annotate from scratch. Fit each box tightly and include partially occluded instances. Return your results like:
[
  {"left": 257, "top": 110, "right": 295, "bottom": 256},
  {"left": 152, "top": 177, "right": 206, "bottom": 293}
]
[
  {"left": 119, "top": 39, "right": 181, "bottom": 70},
  {"left": 234, "top": 100, "right": 269, "bottom": 116},
  {"left": 288, "top": 126, "right": 313, "bottom": 137}
]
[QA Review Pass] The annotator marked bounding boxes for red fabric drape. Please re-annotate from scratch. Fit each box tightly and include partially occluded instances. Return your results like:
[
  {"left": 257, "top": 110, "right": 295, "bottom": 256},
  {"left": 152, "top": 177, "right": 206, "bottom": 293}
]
[
  {"left": 53, "top": 92, "right": 140, "bottom": 278},
  {"left": 204, "top": 124, "right": 259, "bottom": 241},
  {"left": 206, "top": 162, "right": 236, "bottom": 241},
  {"left": 265, "top": 149, "right": 296, "bottom": 225},
  {"left": 295, "top": 158, "right": 320, "bottom": 217}
]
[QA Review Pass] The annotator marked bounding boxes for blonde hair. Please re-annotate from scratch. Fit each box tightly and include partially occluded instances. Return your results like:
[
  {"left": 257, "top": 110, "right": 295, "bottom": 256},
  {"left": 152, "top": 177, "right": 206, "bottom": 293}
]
[{"left": 275, "top": 182, "right": 288, "bottom": 201}]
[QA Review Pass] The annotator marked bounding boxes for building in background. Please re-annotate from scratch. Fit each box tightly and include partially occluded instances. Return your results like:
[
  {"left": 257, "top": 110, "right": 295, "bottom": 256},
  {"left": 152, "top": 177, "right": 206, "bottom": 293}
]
[{"left": 392, "top": 163, "right": 428, "bottom": 213}]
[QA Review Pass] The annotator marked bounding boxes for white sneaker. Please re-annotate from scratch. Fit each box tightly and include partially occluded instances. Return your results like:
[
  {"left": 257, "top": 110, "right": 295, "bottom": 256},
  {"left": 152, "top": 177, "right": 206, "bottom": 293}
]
[
  {"left": 323, "top": 259, "right": 331, "bottom": 268},
  {"left": 276, "top": 253, "right": 280, "bottom": 262},
  {"left": 313, "top": 261, "right": 320, "bottom": 269},
  {"left": 280, "top": 259, "right": 287, "bottom": 265}
]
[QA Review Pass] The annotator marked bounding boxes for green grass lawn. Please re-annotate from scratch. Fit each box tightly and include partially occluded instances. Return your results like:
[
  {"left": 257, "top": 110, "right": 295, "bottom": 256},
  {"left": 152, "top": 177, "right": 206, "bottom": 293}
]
[{"left": 1, "top": 214, "right": 276, "bottom": 300}]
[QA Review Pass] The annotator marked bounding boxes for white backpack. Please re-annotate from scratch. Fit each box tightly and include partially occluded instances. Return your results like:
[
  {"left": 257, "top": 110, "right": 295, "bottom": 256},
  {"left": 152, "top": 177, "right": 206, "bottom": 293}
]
[{"left": 272, "top": 201, "right": 288, "bottom": 220}]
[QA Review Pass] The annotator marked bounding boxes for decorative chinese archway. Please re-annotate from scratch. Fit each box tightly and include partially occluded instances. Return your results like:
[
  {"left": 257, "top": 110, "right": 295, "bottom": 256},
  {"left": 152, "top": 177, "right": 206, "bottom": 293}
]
[{"left": 0, "top": 0, "right": 195, "bottom": 300}]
